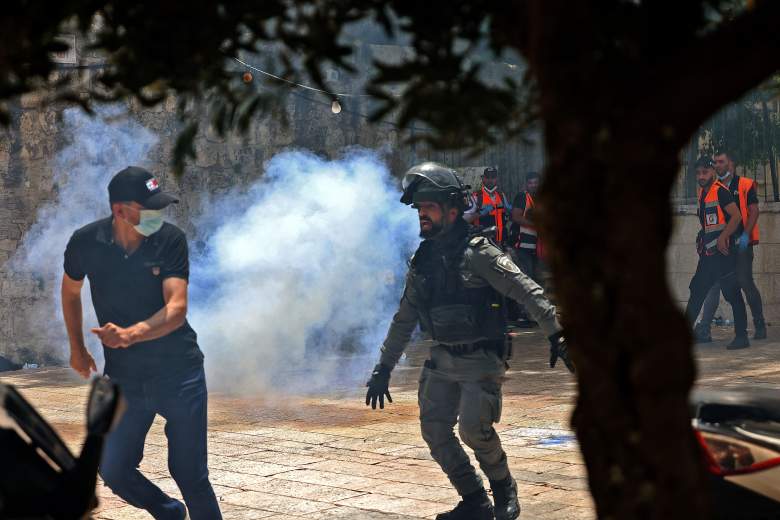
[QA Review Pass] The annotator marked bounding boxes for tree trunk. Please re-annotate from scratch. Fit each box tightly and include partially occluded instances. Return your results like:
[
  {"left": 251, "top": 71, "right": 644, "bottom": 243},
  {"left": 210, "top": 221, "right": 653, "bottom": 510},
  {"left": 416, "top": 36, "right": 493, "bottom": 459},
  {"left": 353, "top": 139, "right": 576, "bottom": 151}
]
[
  {"left": 537, "top": 119, "right": 711, "bottom": 518},
  {"left": 501, "top": 2, "right": 780, "bottom": 517}
]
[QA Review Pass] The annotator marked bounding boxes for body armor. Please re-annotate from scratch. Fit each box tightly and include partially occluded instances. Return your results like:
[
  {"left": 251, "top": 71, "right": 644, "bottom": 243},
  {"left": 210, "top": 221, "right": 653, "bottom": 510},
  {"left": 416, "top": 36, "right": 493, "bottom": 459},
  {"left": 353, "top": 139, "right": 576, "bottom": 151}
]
[{"left": 409, "top": 228, "right": 507, "bottom": 345}]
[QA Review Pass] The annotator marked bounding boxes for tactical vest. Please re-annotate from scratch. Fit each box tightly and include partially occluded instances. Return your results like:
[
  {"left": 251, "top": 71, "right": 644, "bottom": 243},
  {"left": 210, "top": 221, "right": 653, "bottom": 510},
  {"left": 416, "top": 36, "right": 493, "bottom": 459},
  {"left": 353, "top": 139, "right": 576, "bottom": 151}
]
[
  {"left": 475, "top": 188, "right": 507, "bottom": 243},
  {"left": 515, "top": 192, "right": 538, "bottom": 252},
  {"left": 409, "top": 235, "right": 507, "bottom": 344},
  {"left": 699, "top": 181, "right": 728, "bottom": 256},
  {"left": 734, "top": 176, "right": 760, "bottom": 245}
]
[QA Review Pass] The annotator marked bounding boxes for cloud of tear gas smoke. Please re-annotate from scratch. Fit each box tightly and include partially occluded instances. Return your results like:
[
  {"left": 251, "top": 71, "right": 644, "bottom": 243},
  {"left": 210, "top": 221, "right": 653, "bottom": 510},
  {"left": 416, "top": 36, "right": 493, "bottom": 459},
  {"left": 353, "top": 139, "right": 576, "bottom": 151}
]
[
  {"left": 7, "top": 107, "right": 157, "bottom": 365},
  {"left": 10, "top": 106, "right": 420, "bottom": 393},
  {"left": 188, "top": 150, "right": 420, "bottom": 394}
]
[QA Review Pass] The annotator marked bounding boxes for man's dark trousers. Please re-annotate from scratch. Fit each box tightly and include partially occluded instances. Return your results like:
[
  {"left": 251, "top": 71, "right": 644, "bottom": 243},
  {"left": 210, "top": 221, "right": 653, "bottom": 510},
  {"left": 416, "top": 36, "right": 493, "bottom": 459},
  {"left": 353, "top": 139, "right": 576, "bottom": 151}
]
[
  {"left": 99, "top": 364, "right": 222, "bottom": 520},
  {"left": 686, "top": 253, "right": 748, "bottom": 338},
  {"left": 699, "top": 245, "right": 765, "bottom": 329}
]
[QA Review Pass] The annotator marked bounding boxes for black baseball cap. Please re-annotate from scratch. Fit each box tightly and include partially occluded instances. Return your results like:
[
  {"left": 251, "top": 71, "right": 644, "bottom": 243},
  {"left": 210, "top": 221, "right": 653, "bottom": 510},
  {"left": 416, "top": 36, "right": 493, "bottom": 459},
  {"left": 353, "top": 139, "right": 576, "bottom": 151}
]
[
  {"left": 483, "top": 166, "right": 498, "bottom": 177},
  {"left": 108, "top": 166, "right": 179, "bottom": 209},
  {"left": 694, "top": 156, "right": 715, "bottom": 169}
]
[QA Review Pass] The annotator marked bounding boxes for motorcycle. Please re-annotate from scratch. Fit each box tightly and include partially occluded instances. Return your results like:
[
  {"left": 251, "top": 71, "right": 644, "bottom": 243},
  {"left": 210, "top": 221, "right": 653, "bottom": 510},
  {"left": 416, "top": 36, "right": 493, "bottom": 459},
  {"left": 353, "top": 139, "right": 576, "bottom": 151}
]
[
  {"left": 692, "top": 388, "right": 780, "bottom": 519},
  {"left": 0, "top": 377, "right": 124, "bottom": 519}
]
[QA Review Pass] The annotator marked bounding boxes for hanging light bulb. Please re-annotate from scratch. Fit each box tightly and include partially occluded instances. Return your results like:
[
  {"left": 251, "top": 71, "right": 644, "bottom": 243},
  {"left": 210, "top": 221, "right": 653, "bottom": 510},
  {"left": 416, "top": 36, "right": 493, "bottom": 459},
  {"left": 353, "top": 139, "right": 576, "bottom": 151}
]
[
  {"left": 242, "top": 71, "right": 253, "bottom": 83},
  {"left": 331, "top": 99, "right": 342, "bottom": 114}
]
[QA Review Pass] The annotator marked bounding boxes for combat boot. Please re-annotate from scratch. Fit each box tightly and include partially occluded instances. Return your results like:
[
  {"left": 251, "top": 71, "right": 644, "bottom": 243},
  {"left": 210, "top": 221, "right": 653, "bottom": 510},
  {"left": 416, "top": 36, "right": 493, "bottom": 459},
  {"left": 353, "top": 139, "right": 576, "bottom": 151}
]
[
  {"left": 491, "top": 476, "right": 521, "bottom": 520},
  {"left": 754, "top": 319, "right": 767, "bottom": 340},
  {"left": 436, "top": 488, "right": 494, "bottom": 520}
]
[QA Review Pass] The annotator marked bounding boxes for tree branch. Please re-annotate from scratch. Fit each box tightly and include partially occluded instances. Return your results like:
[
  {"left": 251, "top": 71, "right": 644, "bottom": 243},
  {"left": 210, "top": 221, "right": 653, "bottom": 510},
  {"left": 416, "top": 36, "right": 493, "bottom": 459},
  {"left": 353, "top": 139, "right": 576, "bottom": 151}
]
[{"left": 644, "top": 1, "right": 780, "bottom": 143}]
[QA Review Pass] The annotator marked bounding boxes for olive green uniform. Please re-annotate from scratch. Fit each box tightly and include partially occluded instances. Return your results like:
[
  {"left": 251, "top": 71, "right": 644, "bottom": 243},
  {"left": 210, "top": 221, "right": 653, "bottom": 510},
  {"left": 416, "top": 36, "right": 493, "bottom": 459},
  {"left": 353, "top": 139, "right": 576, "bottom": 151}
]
[{"left": 379, "top": 234, "right": 561, "bottom": 496}]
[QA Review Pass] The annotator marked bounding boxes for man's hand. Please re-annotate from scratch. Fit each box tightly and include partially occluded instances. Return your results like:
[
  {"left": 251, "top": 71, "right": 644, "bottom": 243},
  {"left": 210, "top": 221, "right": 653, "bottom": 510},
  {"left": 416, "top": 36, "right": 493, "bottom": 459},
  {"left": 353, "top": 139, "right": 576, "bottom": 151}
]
[
  {"left": 549, "top": 333, "right": 575, "bottom": 373},
  {"left": 91, "top": 323, "right": 136, "bottom": 348},
  {"left": 717, "top": 233, "right": 730, "bottom": 256},
  {"left": 70, "top": 347, "right": 97, "bottom": 379},
  {"left": 737, "top": 231, "right": 749, "bottom": 251},
  {"left": 365, "top": 364, "right": 392, "bottom": 410},
  {"left": 480, "top": 204, "right": 494, "bottom": 216}
]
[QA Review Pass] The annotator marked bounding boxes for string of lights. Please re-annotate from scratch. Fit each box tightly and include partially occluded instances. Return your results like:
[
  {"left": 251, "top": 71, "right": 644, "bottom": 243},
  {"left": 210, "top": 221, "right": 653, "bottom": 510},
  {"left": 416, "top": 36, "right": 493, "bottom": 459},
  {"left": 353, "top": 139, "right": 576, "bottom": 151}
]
[
  {"left": 231, "top": 56, "right": 428, "bottom": 133},
  {"left": 53, "top": 56, "right": 425, "bottom": 132}
]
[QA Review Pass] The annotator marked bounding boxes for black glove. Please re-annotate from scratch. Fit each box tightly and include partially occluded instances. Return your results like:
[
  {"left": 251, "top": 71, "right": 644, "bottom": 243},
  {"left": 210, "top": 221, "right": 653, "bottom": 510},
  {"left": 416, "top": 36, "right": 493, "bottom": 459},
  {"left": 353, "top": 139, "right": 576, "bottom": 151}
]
[
  {"left": 548, "top": 332, "right": 575, "bottom": 373},
  {"left": 365, "top": 364, "right": 392, "bottom": 409}
]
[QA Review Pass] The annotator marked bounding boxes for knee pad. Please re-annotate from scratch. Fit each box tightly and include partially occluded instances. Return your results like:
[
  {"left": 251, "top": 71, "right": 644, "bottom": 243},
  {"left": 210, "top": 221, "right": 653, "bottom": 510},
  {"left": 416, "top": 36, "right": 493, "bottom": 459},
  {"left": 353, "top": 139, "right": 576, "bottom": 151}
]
[
  {"left": 420, "top": 420, "right": 457, "bottom": 448},
  {"left": 458, "top": 419, "right": 494, "bottom": 447}
]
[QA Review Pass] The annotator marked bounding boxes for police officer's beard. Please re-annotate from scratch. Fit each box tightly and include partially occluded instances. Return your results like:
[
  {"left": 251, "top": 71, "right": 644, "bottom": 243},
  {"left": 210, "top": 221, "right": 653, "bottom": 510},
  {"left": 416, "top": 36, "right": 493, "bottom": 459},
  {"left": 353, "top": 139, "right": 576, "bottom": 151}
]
[{"left": 419, "top": 216, "right": 443, "bottom": 239}]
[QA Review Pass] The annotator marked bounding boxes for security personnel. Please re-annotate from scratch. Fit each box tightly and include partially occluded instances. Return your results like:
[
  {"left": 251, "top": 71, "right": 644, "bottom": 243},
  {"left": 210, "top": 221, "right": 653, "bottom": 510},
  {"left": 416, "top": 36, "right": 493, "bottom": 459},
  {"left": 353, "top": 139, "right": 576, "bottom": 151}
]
[
  {"left": 510, "top": 171, "right": 542, "bottom": 283},
  {"left": 685, "top": 157, "right": 749, "bottom": 349},
  {"left": 365, "top": 162, "right": 574, "bottom": 520},
  {"left": 694, "top": 151, "right": 766, "bottom": 342},
  {"left": 467, "top": 166, "right": 511, "bottom": 245}
]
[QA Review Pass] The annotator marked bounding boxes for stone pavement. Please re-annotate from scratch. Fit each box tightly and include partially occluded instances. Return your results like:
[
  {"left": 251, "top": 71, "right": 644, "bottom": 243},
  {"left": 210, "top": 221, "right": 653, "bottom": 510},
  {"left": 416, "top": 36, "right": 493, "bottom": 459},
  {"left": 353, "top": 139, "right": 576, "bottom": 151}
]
[{"left": 1, "top": 325, "right": 778, "bottom": 519}]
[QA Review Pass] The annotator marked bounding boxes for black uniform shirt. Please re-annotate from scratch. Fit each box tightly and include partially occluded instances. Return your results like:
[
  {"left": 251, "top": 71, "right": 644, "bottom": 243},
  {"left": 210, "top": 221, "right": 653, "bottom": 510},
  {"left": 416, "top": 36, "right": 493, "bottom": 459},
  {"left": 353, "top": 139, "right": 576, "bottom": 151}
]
[
  {"left": 64, "top": 217, "right": 203, "bottom": 379},
  {"left": 511, "top": 191, "right": 531, "bottom": 213},
  {"left": 727, "top": 175, "right": 759, "bottom": 208},
  {"left": 509, "top": 191, "right": 533, "bottom": 246}
]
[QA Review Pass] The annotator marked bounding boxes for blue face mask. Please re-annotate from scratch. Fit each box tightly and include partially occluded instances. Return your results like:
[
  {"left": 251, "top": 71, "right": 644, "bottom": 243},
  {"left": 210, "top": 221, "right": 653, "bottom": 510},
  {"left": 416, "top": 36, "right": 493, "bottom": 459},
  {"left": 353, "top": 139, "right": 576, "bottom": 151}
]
[{"left": 124, "top": 206, "right": 163, "bottom": 236}]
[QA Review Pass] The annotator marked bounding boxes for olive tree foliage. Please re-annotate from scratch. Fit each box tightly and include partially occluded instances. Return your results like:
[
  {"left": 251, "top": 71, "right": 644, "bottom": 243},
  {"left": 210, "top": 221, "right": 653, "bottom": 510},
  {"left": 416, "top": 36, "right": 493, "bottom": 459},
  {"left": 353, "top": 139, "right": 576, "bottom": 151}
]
[
  {"left": 0, "top": 2, "right": 774, "bottom": 169},
  {"left": 1, "top": 2, "right": 531, "bottom": 172},
  {"left": 703, "top": 78, "right": 780, "bottom": 170}
]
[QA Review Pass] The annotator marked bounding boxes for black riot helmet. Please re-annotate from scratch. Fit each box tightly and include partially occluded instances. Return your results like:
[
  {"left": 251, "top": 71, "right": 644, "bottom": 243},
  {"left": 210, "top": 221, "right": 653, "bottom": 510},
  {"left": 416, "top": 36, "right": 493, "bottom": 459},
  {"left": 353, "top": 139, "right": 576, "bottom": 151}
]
[{"left": 400, "top": 162, "right": 469, "bottom": 210}]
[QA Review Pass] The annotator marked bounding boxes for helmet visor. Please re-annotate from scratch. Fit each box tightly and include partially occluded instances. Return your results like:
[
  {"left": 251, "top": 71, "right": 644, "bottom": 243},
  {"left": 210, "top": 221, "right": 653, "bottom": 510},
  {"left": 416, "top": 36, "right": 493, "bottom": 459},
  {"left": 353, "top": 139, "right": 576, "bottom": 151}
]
[{"left": 401, "top": 171, "right": 459, "bottom": 191}]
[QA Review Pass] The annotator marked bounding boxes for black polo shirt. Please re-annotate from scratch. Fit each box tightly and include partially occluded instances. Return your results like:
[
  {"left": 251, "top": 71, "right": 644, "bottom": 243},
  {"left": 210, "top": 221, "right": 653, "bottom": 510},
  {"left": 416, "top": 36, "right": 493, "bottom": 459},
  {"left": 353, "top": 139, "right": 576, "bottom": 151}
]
[{"left": 64, "top": 217, "right": 203, "bottom": 379}]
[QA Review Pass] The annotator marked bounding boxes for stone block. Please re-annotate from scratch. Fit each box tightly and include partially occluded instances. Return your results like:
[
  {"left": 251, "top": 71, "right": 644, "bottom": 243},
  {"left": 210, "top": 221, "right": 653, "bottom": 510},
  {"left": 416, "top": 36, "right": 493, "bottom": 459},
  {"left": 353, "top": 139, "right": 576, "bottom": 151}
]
[
  {"left": 764, "top": 303, "right": 780, "bottom": 325},
  {"left": 667, "top": 272, "right": 691, "bottom": 304},
  {"left": 762, "top": 244, "right": 780, "bottom": 275},
  {"left": 758, "top": 207, "right": 780, "bottom": 245},
  {"left": 669, "top": 214, "right": 700, "bottom": 245},
  {"left": 20, "top": 91, "right": 44, "bottom": 109},
  {"left": 771, "top": 274, "right": 780, "bottom": 305},
  {"left": 754, "top": 273, "right": 773, "bottom": 304}
]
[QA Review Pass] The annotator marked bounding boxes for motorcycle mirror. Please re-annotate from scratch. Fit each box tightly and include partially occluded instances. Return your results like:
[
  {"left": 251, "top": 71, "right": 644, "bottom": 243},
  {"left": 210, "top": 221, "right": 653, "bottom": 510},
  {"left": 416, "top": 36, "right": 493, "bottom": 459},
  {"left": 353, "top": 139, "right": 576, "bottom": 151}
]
[
  {"left": 0, "top": 382, "right": 76, "bottom": 472},
  {"left": 86, "top": 377, "right": 124, "bottom": 436}
]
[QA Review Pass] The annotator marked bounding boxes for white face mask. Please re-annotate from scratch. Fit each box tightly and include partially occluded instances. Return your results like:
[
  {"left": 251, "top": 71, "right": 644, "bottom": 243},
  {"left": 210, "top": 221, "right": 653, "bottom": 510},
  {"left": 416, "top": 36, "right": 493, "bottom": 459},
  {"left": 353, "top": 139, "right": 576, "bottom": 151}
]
[
  {"left": 718, "top": 171, "right": 731, "bottom": 181},
  {"left": 124, "top": 206, "right": 163, "bottom": 236}
]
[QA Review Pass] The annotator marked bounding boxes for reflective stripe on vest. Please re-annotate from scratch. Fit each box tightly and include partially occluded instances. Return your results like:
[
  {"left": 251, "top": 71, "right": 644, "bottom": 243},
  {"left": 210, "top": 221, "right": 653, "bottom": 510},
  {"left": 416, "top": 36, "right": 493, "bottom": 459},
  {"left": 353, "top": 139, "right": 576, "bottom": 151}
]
[
  {"left": 700, "top": 181, "right": 728, "bottom": 256},
  {"left": 478, "top": 188, "right": 506, "bottom": 243},
  {"left": 516, "top": 192, "right": 538, "bottom": 251},
  {"left": 736, "top": 176, "right": 760, "bottom": 245}
]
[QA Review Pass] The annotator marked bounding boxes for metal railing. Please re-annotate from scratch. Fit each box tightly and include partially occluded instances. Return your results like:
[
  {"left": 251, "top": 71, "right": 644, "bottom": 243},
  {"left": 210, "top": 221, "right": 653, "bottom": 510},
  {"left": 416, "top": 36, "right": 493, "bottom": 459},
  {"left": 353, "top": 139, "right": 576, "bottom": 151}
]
[{"left": 672, "top": 94, "right": 780, "bottom": 205}]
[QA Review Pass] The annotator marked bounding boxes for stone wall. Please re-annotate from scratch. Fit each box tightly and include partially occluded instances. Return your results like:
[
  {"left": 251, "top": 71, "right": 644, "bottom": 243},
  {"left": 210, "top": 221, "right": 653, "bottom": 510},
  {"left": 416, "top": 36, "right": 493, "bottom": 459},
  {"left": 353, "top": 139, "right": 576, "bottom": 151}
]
[
  {"left": 667, "top": 202, "right": 780, "bottom": 324},
  {"left": 0, "top": 42, "right": 544, "bottom": 363}
]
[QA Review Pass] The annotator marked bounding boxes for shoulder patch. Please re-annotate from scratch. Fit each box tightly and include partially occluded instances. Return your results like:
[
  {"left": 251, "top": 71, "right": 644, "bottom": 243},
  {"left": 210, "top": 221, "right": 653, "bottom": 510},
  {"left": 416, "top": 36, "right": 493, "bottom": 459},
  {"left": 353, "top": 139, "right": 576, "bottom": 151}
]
[
  {"left": 468, "top": 236, "right": 487, "bottom": 247},
  {"left": 494, "top": 253, "right": 522, "bottom": 274}
]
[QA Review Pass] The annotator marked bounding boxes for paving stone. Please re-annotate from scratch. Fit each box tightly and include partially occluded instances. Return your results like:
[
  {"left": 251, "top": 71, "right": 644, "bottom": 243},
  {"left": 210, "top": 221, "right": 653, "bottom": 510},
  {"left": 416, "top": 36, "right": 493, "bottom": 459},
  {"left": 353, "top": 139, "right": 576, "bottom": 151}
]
[
  {"left": 221, "top": 490, "right": 337, "bottom": 515},
  {"left": 7, "top": 326, "right": 780, "bottom": 518},
  {"left": 335, "top": 493, "right": 447, "bottom": 517}
]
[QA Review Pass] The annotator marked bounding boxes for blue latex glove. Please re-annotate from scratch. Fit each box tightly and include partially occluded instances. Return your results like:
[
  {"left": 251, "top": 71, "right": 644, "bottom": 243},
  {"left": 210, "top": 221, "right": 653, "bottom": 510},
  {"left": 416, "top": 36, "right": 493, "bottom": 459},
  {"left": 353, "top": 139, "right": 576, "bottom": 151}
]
[
  {"left": 480, "top": 204, "right": 494, "bottom": 216},
  {"left": 737, "top": 231, "right": 749, "bottom": 250},
  {"left": 504, "top": 201, "right": 512, "bottom": 211}
]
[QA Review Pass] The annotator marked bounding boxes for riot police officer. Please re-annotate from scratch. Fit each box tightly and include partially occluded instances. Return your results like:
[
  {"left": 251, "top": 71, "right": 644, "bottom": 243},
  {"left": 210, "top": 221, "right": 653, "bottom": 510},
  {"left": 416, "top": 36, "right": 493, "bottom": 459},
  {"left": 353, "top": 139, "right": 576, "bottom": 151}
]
[{"left": 365, "top": 162, "right": 574, "bottom": 520}]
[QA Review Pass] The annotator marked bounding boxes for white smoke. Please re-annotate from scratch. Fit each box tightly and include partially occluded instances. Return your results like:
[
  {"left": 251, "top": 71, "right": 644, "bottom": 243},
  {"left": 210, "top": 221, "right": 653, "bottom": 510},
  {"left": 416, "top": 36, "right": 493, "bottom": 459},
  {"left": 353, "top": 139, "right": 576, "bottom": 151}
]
[
  {"left": 7, "top": 107, "right": 157, "bottom": 365},
  {"left": 189, "top": 150, "right": 419, "bottom": 393},
  {"left": 9, "top": 107, "right": 420, "bottom": 393}
]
